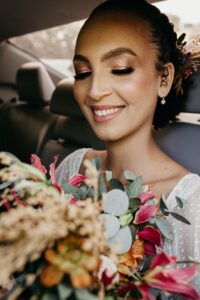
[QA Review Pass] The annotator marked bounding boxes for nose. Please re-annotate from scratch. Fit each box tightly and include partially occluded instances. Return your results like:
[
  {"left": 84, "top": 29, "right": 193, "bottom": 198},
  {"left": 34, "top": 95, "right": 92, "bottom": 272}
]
[{"left": 88, "top": 73, "right": 112, "bottom": 101}]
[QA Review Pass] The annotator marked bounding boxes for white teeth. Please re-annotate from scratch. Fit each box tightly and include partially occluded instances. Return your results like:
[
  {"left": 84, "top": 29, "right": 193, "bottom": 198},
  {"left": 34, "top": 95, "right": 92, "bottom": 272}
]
[{"left": 94, "top": 107, "right": 121, "bottom": 116}]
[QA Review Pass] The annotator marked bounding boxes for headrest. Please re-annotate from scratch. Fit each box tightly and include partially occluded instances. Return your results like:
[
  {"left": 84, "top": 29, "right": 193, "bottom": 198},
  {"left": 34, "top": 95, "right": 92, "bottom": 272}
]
[
  {"left": 183, "top": 71, "right": 200, "bottom": 113},
  {"left": 50, "top": 78, "right": 84, "bottom": 118},
  {"left": 16, "top": 62, "right": 55, "bottom": 105}
]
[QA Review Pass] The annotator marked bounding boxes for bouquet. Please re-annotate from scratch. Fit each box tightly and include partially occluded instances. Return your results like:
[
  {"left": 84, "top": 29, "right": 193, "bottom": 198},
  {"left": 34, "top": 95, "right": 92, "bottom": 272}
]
[{"left": 0, "top": 151, "right": 199, "bottom": 300}]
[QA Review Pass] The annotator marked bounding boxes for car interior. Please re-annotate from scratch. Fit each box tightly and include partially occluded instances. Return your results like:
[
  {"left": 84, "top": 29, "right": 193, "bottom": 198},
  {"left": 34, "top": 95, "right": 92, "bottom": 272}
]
[{"left": 0, "top": 0, "right": 199, "bottom": 173}]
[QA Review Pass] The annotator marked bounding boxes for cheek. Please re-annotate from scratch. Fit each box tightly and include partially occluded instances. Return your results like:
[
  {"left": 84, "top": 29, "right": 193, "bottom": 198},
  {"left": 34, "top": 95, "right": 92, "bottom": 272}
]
[{"left": 73, "top": 82, "right": 86, "bottom": 107}]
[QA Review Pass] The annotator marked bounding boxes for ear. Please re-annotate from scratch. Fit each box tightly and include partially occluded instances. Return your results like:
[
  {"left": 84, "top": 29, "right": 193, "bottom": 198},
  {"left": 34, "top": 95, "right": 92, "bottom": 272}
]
[{"left": 157, "top": 63, "right": 175, "bottom": 98}]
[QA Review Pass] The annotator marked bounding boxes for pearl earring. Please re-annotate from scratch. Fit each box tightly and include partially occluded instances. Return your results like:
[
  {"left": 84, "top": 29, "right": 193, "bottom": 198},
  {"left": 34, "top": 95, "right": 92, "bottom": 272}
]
[{"left": 161, "top": 96, "right": 166, "bottom": 105}]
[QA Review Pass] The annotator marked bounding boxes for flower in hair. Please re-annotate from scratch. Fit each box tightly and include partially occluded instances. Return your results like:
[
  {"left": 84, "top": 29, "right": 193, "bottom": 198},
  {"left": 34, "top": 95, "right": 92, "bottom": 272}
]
[{"left": 174, "top": 33, "right": 200, "bottom": 95}]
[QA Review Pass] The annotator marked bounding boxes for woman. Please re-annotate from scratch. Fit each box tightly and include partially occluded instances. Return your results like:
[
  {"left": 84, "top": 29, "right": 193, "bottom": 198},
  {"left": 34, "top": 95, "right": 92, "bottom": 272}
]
[{"left": 56, "top": 0, "right": 200, "bottom": 275}]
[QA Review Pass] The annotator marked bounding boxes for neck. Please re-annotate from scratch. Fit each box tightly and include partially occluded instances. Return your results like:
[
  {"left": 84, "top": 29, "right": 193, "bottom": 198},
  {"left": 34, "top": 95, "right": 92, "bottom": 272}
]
[{"left": 104, "top": 127, "right": 163, "bottom": 183}]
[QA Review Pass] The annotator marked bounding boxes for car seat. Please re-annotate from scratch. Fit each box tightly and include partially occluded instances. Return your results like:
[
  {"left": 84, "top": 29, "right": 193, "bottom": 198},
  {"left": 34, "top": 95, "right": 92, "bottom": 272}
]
[
  {"left": 40, "top": 78, "right": 105, "bottom": 168},
  {"left": 154, "top": 71, "right": 200, "bottom": 174},
  {"left": 0, "top": 61, "right": 57, "bottom": 163}
]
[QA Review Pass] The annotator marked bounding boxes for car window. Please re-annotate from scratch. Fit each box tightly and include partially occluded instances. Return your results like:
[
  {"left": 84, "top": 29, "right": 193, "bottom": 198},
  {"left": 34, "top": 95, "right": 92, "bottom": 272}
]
[
  {"left": 9, "top": 20, "right": 85, "bottom": 77},
  {"left": 9, "top": 0, "right": 199, "bottom": 78}
]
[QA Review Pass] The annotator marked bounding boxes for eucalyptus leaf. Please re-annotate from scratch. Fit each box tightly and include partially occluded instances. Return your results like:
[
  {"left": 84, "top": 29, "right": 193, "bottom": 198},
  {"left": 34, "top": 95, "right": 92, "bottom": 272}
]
[
  {"left": 0, "top": 181, "right": 13, "bottom": 190},
  {"left": 175, "top": 196, "right": 184, "bottom": 208},
  {"left": 79, "top": 186, "right": 88, "bottom": 199},
  {"left": 108, "top": 226, "right": 132, "bottom": 254},
  {"left": 98, "top": 174, "right": 107, "bottom": 193},
  {"left": 62, "top": 183, "right": 82, "bottom": 199},
  {"left": 169, "top": 212, "right": 191, "bottom": 225},
  {"left": 87, "top": 186, "right": 94, "bottom": 198},
  {"left": 124, "top": 170, "right": 136, "bottom": 181},
  {"left": 95, "top": 156, "right": 101, "bottom": 170},
  {"left": 127, "top": 176, "right": 142, "bottom": 198},
  {"left": 105, "top": 170, "right": 112, "bottom": 182},
  {"left": 129, "top": 224, "right": 137, "bottom": 240},
  {"left": 109, "top": 178, "right": 124, "bottom": 190},
  {"left": 155, "top": 216, "right": 174, "bottom": 240},
  {"left": 42, "top": 292, "right": 58, "bottom": 300},
  {"left": 119, "top": 213, "right": 133, "bottom": 227},
  {"left": 129, "top": 198, "right": 140, "bottom": 212},
  {"left": 57, "top": 284, "right": 72, "bottom": 300},
  {"left": 75, "top": 289, "right": 98, "bottom": 300},
  {"left": 99, "top": 213, "right": 120, "bottom": 238},
  {"left": 103, "top": 189, "right": 129, "bottom": 216},
  {"left": 159, "top": 194, "right": 169, "bottom": 216}
]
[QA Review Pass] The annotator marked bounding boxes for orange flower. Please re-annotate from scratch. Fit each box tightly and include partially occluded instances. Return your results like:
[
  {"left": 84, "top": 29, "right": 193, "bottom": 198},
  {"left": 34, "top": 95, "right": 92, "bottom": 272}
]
[
  {"left": 40, "top": 265, "right": 64, "bottom": 287},
  {"left": 70, "top": 267, "right": 93, "bottom": 288},
  {"left": 118, "top": 239, "right": 145, "bottom": 276},
  {"left": 41, "top": 236, "right": 100, "bottom": 288}
]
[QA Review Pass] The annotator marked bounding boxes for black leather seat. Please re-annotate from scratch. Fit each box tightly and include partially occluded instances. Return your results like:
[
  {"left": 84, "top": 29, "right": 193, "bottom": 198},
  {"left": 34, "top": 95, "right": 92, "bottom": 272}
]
[
  {"left": 40, "top": 78, "right": 105, "bottom": 168},
  {"left": 0, "top": 61, "right": 57, "bottom": 163},
  {"left": 154, "top": 71, "right": 200, "bottom": 174}
]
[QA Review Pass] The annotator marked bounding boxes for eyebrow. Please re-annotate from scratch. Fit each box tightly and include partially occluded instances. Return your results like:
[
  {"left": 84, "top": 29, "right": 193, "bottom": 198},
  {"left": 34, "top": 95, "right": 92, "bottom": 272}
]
[{"left": 73, "top": 47, "right": 137, "bottom": 63}]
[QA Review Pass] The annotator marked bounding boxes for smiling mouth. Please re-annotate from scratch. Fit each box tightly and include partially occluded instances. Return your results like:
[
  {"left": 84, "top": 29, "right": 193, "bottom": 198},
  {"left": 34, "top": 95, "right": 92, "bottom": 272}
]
[{"left": 91, "top": 105, "right": 125, "bottom": 122}]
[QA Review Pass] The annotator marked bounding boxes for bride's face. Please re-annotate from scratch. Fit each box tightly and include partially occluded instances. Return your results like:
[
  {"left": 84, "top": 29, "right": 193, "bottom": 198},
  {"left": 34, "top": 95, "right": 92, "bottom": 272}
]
[{"left": 73, "top": 12, "right": 163, "bottom": 142}]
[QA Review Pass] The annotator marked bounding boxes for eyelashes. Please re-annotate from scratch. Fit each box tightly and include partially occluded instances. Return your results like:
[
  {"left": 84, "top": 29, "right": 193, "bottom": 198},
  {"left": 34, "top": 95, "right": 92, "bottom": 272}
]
[
  {"left": 74, "top": 71, "right": 91, "bottom": 80},
  {"left": 111, "top": 67, "right": 134, "bottom": 75},
  {"left": 74, "top": 67, "right": 134, "bottom": 81}
]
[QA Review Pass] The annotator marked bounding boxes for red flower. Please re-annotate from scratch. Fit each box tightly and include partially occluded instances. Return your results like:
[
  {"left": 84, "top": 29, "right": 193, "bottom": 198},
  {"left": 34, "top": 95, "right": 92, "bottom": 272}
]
[
  {"left": 68, "top": 174, "right": 88, "bottom": 187},
  {"left": 134, "top": 204, "right": 158, "bottom": 224},
  {"left": 137, "top": 226, "right": 162, "bottom": 256},
  {"left": 137, "top": 226, "right": 162, "bottom": 247}
]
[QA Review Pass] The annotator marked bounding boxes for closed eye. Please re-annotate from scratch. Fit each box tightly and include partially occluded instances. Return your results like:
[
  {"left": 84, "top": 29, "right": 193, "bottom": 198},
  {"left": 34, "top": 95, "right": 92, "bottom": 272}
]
[
  {"left": 111, "top": 67, "right": 134, "bottom": 75},
  {"left": 74, "top": 71, "right": 91, "bottom": 80}
]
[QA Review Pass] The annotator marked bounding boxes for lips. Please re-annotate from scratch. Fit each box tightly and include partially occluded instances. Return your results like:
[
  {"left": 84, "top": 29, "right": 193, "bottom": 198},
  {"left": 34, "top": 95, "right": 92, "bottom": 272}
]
[{"left": 91, "top": 105, "right": 125, "bottom": 122}]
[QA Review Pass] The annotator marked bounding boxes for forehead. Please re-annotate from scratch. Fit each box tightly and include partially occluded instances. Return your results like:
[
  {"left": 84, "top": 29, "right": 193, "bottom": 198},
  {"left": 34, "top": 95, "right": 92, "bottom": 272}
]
[{"left": 75, "top": 12, "right": 156, "bottom": 60}]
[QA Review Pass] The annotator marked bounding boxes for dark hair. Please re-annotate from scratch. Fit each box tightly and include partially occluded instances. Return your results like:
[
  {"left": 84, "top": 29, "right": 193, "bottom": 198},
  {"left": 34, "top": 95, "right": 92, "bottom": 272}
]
[{"left": 88, "top": 0, "right": 190, "bottom": 128}]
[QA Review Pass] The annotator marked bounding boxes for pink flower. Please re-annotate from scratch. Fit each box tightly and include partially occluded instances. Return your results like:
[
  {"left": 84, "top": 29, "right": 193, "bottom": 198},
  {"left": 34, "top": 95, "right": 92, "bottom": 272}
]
[
  {"left": 49, "top": 155, "right": 59, "bottom": 184},
  {"left": 68, "top": 174, "right": 88, "bottom": 187},
  {"left": 138, "top": 192, "right": 155, "bottom": 205},
  {"left": 30, "top": 154, "right": 47, "bottom": 175},
  {"left": 144, "top": 252, "right": 200, "bottom": 299},
  {"left": 150, "top": 251, "right": 176, "bottom": 270},
  {"left": 134, "top": 204, "right": 158, "bottom": 224}
]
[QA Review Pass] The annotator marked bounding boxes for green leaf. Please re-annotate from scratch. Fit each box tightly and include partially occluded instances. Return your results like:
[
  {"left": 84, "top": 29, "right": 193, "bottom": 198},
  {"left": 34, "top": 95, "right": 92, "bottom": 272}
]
[
  {"left": 129, "top": 198, "right": 140, "bottom": 212},
  {"left": 155, "top": 216, "right": 174, "bottom": 240},
  {"left": 98, "top": 174, "right": 107, "bottom": 193},
  {"left": 105, "top": 170, "right": 112, "bottom": 182},
  {"left": 127, "top": 176, "right": 142, "bottom": 198},
  {"left": 62, "top": 183, "right": 82, "bottom": 199},
  {"left": 159, "top": 194, "right": 169, "bottom": 216},
  {"left": 169, "top": 212, "right": 191, "bottom": 225},
  {"left": 119, "top": 213, "right": 133, "bottom": 227},
  {"left": 57, "top": 284, "right": 72, "bottom": 300},
  {"left": 109, "top": 178, "right": 124, "bottom": 190},
  {"left": 42, "top": 292, "right": 58, "bottom": 300},
  {"left": 79, "top": 186, "right": 88, "bottom": 199},
  {"left": 95, "top": 156, "right": 101, "bottom": 170},
  {"left": 129, "top": 224, "right": 137, "bottom": 241},
  {"left": 175, "top": 196, "right": 184, "bottom": 208},
  {"left": 75, "top": 289, "right": 99, "bottom": 300},
  {"left": 124, "top": 170, "right": 136, "bottom": 181}
]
